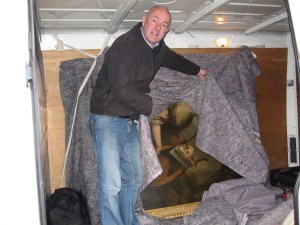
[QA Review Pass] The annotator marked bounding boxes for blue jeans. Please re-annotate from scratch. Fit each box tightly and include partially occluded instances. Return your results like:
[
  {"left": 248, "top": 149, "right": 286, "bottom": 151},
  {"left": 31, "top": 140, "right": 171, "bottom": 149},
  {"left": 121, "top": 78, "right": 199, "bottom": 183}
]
[{"left": 89, "top": 114, "right": 142, "bottom": 225}]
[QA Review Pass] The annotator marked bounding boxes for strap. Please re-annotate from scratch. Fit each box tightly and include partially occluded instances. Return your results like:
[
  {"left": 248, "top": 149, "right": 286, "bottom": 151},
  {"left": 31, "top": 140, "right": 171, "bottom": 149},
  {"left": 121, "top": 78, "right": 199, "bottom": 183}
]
[
  {"left": 53, "top": 35, "right": 97, "bottom": 59},
  {"left": 60, "top": 34, "right": 113, "bottom": 188},
  {"left": 57, "top": 39, "right": 97, "bottom": 59}
]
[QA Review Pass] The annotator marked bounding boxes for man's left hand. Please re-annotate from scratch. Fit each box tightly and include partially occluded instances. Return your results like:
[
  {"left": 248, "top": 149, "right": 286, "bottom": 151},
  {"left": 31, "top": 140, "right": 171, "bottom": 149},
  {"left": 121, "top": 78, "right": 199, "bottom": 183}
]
[{"left": 197, "top": 68, "right": 209, "bottom": 80}]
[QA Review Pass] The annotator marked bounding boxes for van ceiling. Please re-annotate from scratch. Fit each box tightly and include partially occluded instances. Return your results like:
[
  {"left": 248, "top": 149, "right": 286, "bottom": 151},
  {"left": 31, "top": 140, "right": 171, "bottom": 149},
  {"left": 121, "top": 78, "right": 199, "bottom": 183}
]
[{"left": 36, "top": 0, "right": 290, "bottom": 36}]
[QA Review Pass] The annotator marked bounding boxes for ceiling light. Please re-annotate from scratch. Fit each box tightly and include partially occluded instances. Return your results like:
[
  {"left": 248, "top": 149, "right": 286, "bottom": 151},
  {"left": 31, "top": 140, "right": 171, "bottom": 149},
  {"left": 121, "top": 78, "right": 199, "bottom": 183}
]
[
  {"left": 153, "top": 0, "right": 177, "bottom": 5},
  {"left": 213, "top": 15, "right": 227, "bottom": 24},
  {"left": 215, "top": 37, "right": 231, "bottom": 47}
]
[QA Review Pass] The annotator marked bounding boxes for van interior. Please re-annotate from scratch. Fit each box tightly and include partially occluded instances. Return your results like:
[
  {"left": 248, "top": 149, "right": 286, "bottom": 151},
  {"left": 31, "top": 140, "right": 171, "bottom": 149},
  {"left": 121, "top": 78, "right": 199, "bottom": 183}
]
[{"left": 29, "top": 0, "right": 300, "bottom": 224}]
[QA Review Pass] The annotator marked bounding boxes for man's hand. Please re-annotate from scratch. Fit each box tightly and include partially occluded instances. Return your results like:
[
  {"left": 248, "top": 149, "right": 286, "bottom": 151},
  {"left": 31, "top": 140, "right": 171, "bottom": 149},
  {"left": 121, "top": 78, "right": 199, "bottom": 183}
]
[{"left": 196, "top": 68, "right": 209, "bottom": 80}]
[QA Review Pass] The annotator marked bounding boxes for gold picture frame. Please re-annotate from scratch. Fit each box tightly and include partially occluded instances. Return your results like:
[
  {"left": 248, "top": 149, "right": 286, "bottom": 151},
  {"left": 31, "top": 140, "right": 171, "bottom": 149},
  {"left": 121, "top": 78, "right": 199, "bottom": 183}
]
[{"left": 145, "top": 201, "right": 200, "bottom": 219}]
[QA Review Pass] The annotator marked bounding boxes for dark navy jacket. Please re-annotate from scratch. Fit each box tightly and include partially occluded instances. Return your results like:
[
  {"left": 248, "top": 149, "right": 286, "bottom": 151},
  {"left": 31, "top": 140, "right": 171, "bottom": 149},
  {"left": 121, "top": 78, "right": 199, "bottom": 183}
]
[{"left": 90, "top": 22, "right": 200, "bottom": 118}]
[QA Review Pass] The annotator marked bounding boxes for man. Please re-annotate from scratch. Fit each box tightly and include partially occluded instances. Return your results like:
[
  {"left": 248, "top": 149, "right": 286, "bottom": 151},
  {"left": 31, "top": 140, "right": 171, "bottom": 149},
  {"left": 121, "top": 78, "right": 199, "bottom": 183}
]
[{"left": 89, "top": 6, "right": 209, "bottom": 225}]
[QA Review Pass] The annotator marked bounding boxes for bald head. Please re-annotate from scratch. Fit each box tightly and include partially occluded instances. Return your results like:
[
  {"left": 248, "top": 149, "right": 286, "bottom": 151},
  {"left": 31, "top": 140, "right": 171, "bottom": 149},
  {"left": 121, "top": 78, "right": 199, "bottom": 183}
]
[
  {"left": 147, "top": 6, "right": 172, "bottom": 23},
  {"left": 142, "top": 6, "right": 172, "bottom": 47}
]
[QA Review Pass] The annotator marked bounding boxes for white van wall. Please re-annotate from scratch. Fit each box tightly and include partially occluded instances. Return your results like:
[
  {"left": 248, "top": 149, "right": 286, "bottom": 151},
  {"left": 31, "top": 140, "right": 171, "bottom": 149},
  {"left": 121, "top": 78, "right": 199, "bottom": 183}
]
[{"left": 40, "top": 29, "right": 288, "bottom": 50}]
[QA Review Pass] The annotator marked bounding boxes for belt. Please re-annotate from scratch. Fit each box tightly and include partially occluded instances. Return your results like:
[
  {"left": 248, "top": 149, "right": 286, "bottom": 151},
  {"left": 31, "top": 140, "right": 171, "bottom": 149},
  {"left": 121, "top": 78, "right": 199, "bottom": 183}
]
[
  {"left": 119, "top": 116, "right": 131, "bottom": 119},
  {"left": 118, "top": 115, "right": 139, "bottom": 120}
]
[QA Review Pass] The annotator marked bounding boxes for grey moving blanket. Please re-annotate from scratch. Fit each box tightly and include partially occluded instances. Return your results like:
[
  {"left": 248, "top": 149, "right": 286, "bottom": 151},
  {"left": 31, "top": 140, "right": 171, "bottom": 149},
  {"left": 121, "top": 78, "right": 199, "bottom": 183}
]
[{"left": 60, "top": 47, "right": 275, "bottom": 225}]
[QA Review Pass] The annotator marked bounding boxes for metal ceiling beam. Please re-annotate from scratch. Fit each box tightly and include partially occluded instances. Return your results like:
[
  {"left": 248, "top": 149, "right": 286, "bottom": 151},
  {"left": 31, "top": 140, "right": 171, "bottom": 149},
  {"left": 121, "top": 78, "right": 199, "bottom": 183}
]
[
  {"left": 228, "top": 2, "right": 283, "bottom": 8},
  {"left": 243, "top": 11, "right": 288, "bottom": 35},
  {"left": 174, "top": 0, "right": 232, "bottom": 34},
  {"left": 39, "top": 8, "right": 117, "bottom": 12},
  {"left": 106, "top": 0, "right": 138, "bottom": 34}
]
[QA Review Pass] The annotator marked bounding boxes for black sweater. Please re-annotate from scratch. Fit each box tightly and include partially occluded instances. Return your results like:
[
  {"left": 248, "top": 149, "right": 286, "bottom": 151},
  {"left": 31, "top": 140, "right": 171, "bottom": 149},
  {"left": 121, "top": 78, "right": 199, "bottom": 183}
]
[{"left": 90, "top": 22, "right": 200, "bottom": 118}]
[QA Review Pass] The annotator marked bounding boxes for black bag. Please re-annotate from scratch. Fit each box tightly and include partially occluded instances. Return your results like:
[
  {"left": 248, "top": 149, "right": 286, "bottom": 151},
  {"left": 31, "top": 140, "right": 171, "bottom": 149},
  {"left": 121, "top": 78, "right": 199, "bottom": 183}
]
[
  {"left": 270, "top": 166, "right": 300, "bottom": 191},
  {"left": 46, "top": 188, "right": 91, "bottom": 225}
]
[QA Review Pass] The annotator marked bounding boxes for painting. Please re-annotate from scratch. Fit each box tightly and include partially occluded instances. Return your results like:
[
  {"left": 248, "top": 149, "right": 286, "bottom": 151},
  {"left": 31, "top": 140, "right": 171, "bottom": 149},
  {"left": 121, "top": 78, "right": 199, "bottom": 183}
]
[{"left": 141, "top": 102, "right": 240, "bottom": 212}]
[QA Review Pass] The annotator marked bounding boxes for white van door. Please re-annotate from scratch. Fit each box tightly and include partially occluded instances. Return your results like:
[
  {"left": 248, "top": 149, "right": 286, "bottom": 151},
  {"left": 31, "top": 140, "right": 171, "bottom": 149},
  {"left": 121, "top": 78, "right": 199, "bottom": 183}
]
[
  {"left": 0, "top": 0, "right": 50, "bottom": 224},
  {"left": 286, "top": 0, "right": 300, "bottom": 224}
]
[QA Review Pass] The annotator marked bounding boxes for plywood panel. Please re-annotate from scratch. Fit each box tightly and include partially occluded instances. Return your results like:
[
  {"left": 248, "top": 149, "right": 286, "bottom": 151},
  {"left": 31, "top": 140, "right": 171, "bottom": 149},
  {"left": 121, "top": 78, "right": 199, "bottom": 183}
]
[
  {"left": 43, "top": 48, "right": 288, "bottom": 191},
  {"left": 254, "top": 48, "right": 288, "bottom": 169},
  {"left": 43, "top": 50, "right": 99, "bottom": 191}
]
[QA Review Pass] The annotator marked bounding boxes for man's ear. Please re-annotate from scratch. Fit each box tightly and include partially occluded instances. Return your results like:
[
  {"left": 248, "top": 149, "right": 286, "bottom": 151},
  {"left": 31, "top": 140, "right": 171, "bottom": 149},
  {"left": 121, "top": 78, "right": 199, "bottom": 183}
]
[{"left": 142, "top": 16, "right": 146, "bottom": 26}]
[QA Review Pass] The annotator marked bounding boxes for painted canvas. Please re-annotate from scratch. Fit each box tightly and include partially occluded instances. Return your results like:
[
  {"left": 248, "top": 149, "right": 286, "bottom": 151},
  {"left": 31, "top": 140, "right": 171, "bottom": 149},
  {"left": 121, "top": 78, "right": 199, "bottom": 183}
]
[{"left": 141, "top": 102, "right": 241, "bottom": 210}]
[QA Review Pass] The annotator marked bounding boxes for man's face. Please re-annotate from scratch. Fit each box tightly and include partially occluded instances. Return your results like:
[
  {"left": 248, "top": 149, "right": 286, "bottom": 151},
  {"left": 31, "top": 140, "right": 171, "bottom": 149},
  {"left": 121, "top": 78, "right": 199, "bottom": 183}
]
[{"left": 142, "top": 7, "right": 171, "bottom": 46}]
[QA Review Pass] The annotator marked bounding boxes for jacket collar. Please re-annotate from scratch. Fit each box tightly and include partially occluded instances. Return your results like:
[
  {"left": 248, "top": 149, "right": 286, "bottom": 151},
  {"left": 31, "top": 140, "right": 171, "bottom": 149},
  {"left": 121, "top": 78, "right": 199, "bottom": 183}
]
[{"left": 132, "top": 22, "right": 164, "bottom": 50}]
